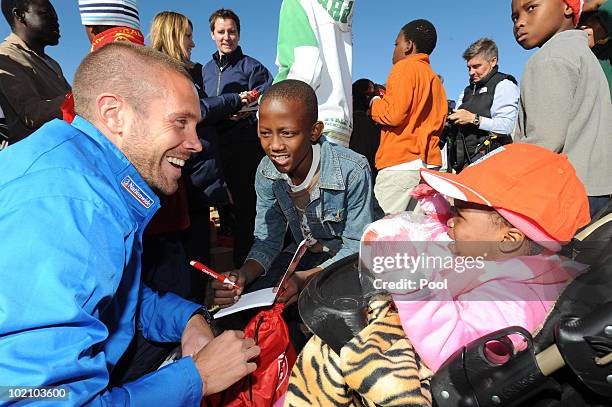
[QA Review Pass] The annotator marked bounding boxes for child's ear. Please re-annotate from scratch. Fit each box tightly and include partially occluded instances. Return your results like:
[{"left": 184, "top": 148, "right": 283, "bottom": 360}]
[
  {"left": 405, "top": 39, "right": 415, "bottom": 55},
  {"left": 563, "top": 3, "right": 574, "bottom": 20},
  {"left": 310, "top": 121, "right": 324, "bottom": 143},
  {"left": 498, "top": 227, "right": 527, "bottom": 254}
]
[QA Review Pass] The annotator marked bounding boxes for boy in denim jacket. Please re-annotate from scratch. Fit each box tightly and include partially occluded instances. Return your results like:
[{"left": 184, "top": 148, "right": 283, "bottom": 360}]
[{"left": 213, "top": 79, "right": 381, "bottom": 306}]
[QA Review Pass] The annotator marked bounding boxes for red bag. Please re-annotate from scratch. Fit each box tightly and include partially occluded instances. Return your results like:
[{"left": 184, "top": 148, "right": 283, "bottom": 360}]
[{"left": 204, "top": 304, "right": 296, "bottom": 407}]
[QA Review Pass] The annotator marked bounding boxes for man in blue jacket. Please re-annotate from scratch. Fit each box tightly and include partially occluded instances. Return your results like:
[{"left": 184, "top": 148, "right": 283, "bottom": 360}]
[
  {"left": 203, "top": 8, "right": 273, "bottom": 268},
  {"left": 0, "top": 42, "right": 259, "bottom": 405}
]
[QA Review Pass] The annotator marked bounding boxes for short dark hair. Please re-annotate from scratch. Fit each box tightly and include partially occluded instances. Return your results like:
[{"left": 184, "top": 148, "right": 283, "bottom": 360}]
[
  {"left": 462, "top": 38, "right": 498, "bottom": 61},
  {"left": 2, "top": 0, "right": 32, "bottom": 28},
  {"left": 401, "top": 19, "right": 437, "bottom": 55},
  {"left": 209, "top": 8, "right": 240, "bottom": 34},
  {"left": 260, "top": 79, "right": 318, "bottom": 126}
]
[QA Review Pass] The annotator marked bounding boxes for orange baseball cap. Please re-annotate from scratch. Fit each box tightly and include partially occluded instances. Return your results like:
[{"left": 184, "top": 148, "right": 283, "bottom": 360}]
[{"left": 420, "top": 144, "right": 590, "bottom": 242}]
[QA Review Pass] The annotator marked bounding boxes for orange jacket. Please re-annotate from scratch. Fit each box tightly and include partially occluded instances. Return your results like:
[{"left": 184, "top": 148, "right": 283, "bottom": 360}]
[{"left": 370, "top": 53, "right": 447, "bottom": 170}]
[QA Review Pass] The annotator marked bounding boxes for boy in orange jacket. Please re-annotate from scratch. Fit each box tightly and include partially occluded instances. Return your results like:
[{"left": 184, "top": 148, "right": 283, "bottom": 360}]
[{"left": 369, "top": 19, "right": 447, "bottom": 215}]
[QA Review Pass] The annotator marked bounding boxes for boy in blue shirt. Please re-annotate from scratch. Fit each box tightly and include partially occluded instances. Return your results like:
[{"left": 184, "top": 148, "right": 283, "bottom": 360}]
[{"left": 213, "top": 79, "right": 381, "bottom": 306}]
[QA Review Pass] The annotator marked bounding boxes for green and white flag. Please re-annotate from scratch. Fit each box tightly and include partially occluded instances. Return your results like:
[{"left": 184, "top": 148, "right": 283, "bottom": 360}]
[{"left": 274, "top": 0, "right": 355, "bottom": 147}]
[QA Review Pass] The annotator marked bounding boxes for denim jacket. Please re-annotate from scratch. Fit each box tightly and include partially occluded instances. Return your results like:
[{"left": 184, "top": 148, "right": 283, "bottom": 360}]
[{"left": 247, "top": 140, "right": 382, "bottom": 272}]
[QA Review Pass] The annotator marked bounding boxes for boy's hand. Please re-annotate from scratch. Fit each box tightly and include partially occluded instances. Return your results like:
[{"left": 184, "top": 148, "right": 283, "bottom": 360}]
[
  {"left": 212, "top": 270, "right": 246, "bottom": 308},
  {"left": 276, "top": 275, "right": 301, "bottom": 305},
  {"left": 276, "top": 267, "right": 323, "bottom": 306}
]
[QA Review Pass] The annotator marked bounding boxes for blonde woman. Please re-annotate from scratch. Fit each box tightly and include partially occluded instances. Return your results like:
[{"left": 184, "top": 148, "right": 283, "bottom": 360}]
[{"left": 150, "top": 11, "right": 195, "bottom": 66}]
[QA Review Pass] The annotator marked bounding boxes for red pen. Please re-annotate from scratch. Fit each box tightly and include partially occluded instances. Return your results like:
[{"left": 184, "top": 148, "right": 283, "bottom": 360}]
[{"left": 189, "top": 260, "right": 240, "bottom": 290}]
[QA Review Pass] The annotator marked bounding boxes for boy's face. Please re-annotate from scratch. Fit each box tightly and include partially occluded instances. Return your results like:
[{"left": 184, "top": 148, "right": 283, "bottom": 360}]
[
  {"left": 393, "top": 31, "right": 410, "bottom": 64},
  {"left": 258, "top": 98, "right": 323, "bottom": 183},
  {"left": 511, "top": 0, "right": 574, "bottom": 49}
]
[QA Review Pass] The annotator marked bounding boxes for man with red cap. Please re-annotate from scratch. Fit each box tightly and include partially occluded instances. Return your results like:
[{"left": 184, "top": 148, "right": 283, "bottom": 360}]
[
  {"left": 61, "top": 0, "right": 145, "bottom": 122},
  {"left": 511, "top": 0, "right": 612, "bottom": 217}
]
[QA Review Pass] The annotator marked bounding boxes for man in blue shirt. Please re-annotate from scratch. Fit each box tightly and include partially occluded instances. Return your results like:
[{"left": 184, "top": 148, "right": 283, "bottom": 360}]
[
  {"left": 0, "top": 42, "right": 259, "bottom": 405},
  {"left": 447, "top": 38, "right": 520, "bottom": 172}
]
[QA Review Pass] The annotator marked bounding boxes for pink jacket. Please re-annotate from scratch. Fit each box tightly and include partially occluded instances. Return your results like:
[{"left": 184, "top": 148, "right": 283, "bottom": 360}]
[{"left": 394, "top": 253, "right": 585, "bottom": 372}]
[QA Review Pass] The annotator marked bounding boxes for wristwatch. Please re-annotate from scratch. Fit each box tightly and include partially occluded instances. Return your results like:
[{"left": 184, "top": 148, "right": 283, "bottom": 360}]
[
  {"left": 472, "top": 114, "right": 481, "bottom": 127},
  {"left": 189, "top": 306, "right": 214, "bottom": 325}
]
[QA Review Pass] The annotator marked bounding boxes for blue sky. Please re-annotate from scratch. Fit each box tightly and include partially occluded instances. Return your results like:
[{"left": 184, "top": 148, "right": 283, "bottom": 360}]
[{"left": 0, "top": 0, "right": 535, "bottom": 101}]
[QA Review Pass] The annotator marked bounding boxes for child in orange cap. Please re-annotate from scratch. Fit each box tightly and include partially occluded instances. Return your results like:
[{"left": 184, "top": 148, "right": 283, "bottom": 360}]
[
  {"left": 364, "top": 144, "right": 590, "bottom": 372},
  {"left": 512, "top": 0, "right": 612, "bottom": 217}
]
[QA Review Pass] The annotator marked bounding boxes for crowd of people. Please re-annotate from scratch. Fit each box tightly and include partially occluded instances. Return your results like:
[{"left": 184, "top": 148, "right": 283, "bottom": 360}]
[{"left": 0, "top": 0, "right": 610, "bottom": 405}]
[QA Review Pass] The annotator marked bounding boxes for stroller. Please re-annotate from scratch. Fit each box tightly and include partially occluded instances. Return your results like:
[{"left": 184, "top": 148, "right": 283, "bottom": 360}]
[{"left": 293, "top": 203, "right": 612, "bottom": 406}]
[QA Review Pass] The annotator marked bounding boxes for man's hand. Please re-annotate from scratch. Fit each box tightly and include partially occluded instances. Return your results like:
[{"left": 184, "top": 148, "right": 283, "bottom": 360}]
[
  {"left": 239, "top": 90, "right": 259, "bottom": 106},
  {"left": 193, "top": 330, "right": 260, "bottom": 395},
  {"left": 584, "top": 0, "right": 608, "bottom": 13},
  {"left": 181, "top": 314, "right": 215, "bottom": 357},
  {"left": 0, "top": 139, "right": 7, "bottom": 151},
  {"left": 449, "top": 109, "right": 477, "bottom": 126},
  {"left": 212, "top": 270, "right": 246, "bottom": 308}
]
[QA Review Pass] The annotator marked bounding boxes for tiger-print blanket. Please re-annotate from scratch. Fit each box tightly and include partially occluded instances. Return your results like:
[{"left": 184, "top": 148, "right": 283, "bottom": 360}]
[{"left": 285, "top": 296, "right": 432, "bottom": 407}]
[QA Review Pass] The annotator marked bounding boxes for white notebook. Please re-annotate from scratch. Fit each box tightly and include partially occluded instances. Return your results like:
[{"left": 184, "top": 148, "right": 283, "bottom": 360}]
[
  {"left": 213, "top": 239, "right": 309, "bottom": 319},
  {"left": 214, "top": 288, "right": 277, "bottom": 319}
]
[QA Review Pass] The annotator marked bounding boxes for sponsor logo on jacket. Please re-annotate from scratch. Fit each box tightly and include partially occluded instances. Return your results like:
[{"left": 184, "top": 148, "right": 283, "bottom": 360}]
[{"left": 121, "top": 176, "right": 153, "bottom": 208}]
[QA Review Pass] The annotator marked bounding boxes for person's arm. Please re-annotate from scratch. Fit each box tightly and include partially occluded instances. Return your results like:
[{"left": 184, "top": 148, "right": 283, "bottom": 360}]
[
  {"left": 138, "top": 285, "right": 200, "bottom": 343},
  {"left": 516, "top": 56, "right": 577, "bottom": 152},
  {"left": 318, "top": 158, "right": 379, "bottom": 269},
  {"left": 0, "top": 196, "right": 201, "bottom": 406},
  {"left": 242, "top": 162, "right": 288, "bottom": 274},
  {"left": 0, "top": 55, "right": 66, "bottom": 130},
  {"left": 248, "top": 59, "right": 273, "bottom": 95},
  {"left": 200, "top": 93, "right": 242, "bottom": 124},
  {"left": 478, "top": 80, "right": 520, "bottom": 134},
  {"left": 370, "top": 62, "right": 415, "bottom": 127}
]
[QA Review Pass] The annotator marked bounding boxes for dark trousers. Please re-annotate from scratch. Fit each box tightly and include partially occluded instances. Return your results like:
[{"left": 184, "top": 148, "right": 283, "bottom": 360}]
[
  {"left": 588, "top": 195, "right": 612, "bottom": 219},
  {"left": 109, "top": 331, "right": 176, "bottom": 386},
  {"left": 218, "top": 125, "right": 265, "bottom": 267}
]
